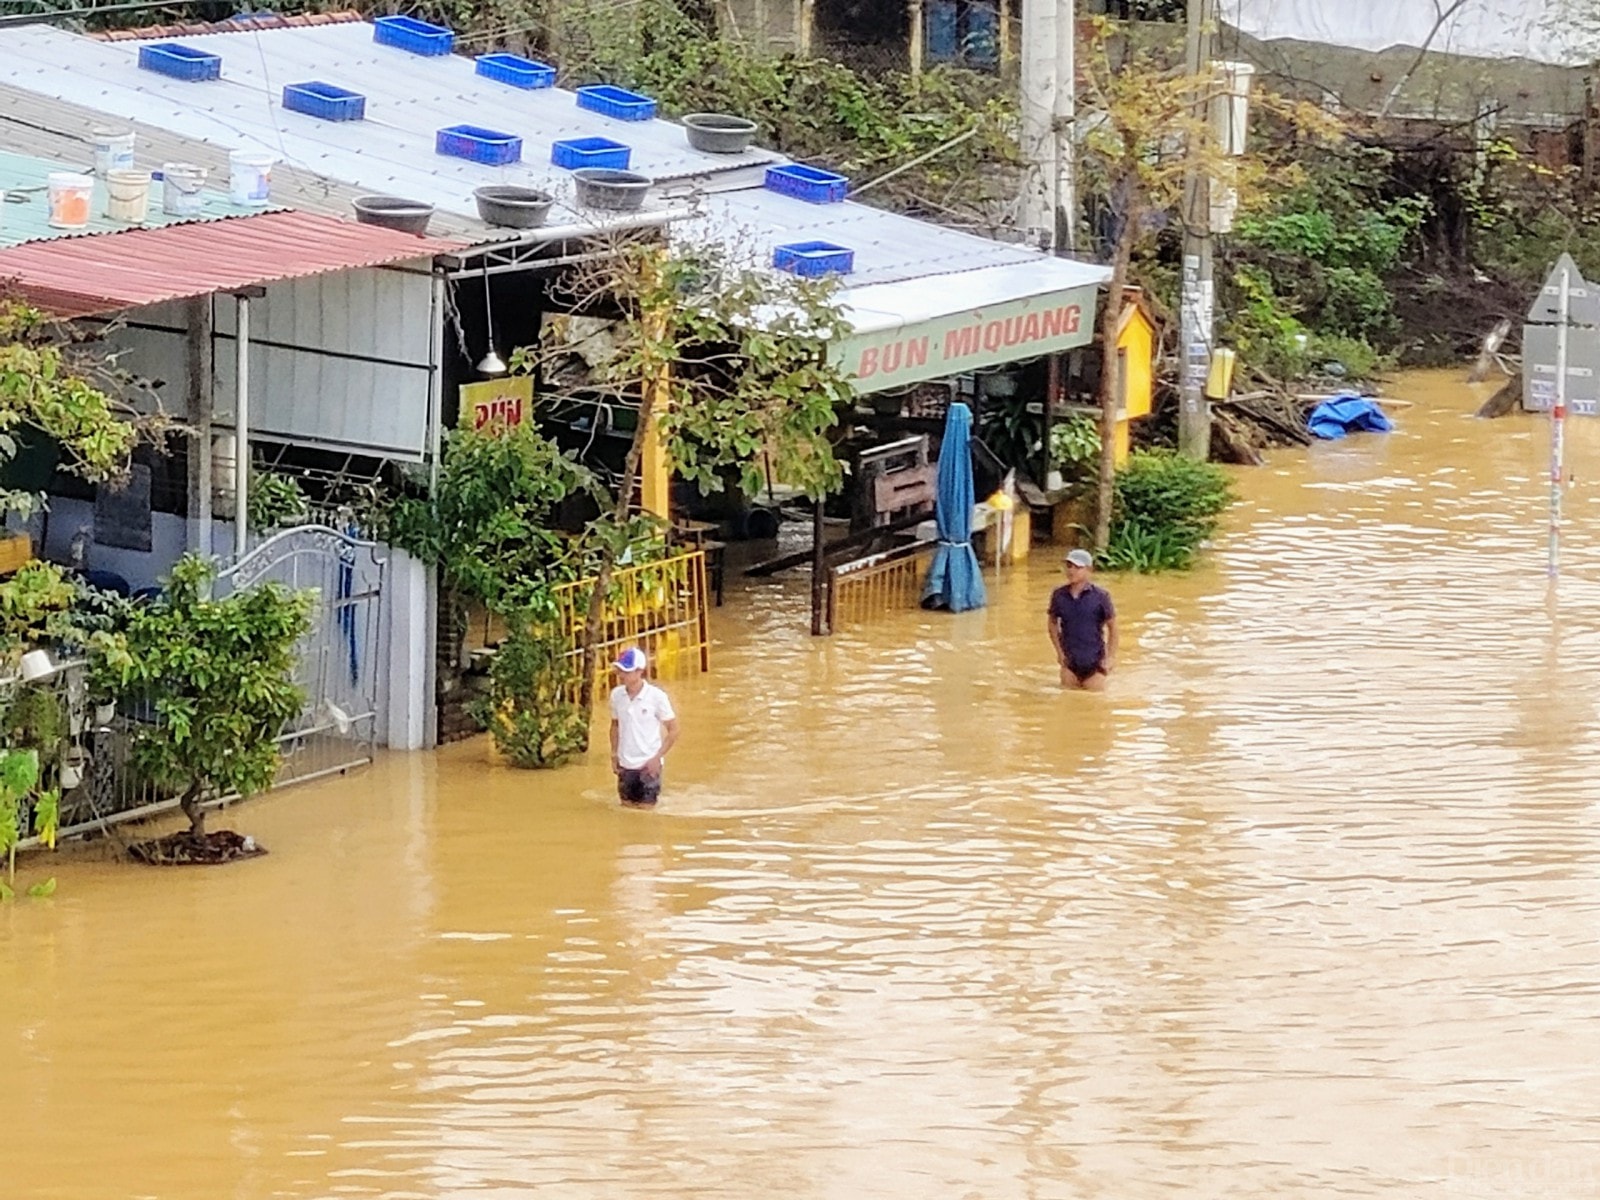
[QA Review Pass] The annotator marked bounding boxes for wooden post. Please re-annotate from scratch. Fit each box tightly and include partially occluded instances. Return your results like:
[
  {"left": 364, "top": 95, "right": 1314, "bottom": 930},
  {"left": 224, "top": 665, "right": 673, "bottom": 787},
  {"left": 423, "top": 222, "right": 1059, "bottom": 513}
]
[
  {"left": 795, "top": 0, "right": 814, "bottom": 54},
  {"left": 810, "top": 499, "right": 828, "bottom": 636},
  {"left": 640, "top": 304, "right": 672, "bottom": 520},
  {"left": 998, "top": 0, "right": 1014, "bottom": 76},
  {"left": 184, "top": 293, "right": 213, "bottom": 560},
  {"left": 908, "top": 0, "right": 924, "bottom": 78}
]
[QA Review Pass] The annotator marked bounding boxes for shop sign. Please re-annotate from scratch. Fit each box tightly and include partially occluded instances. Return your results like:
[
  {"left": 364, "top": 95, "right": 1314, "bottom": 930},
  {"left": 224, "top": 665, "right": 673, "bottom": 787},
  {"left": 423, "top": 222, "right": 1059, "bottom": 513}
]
[
  {"left": 459, "top": 377, "right": 533, "bottom": 432},
  {"left": 832, "top": 284, "right": 1100, "bottom": 394}
]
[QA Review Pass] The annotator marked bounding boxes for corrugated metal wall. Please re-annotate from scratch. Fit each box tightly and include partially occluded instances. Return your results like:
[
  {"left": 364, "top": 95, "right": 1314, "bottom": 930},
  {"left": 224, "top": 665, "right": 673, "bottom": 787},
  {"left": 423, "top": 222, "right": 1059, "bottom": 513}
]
[{"left": 110, "top": 265, "right": 436, "bottom": 461}]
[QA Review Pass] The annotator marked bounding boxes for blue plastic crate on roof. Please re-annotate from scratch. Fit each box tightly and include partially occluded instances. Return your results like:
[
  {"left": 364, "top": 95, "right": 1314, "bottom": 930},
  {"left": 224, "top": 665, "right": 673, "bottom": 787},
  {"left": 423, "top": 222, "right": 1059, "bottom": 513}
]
[
  {"left": 436, "top": 124, "right": 522, "bottom": 166},
  {"left": 282, "top": 81, "right": 365, "bottom": 122},
  {"left": 551, "top": 137, "right": 632, "bottom": 171},
  {"left": 576, "top": 85, "right": 658, "bottom": 122},
  {"left": 372, "top": 15, "right": 453, "bottom": 56},
  {"left": 765, "top": 164, "right": 848, "bottom": 204},
  {"left": 475, "top": 53, "right": 556, "bottom": 90},
  {"left": 137, "top": 42, "right": 221, "bottom": 81}
]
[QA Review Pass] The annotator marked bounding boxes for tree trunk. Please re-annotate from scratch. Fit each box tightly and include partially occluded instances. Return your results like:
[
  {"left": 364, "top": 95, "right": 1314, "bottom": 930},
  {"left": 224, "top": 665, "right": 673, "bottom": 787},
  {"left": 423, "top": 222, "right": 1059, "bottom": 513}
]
[
  {"left": 574, "top": 373, "right": 655, "bottom": 746},
  {"left": 180, "top": 783, "right": 205, "bottom": 837},
  {"left": 1093, "top": 222, "right": 1135, "bottom": 550}
]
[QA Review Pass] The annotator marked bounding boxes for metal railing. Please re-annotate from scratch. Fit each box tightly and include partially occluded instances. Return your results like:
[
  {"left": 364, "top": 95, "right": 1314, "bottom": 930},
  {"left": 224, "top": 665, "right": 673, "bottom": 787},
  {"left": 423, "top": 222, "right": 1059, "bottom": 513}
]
[
  {"left": 826, "top": 542, "right": 935, "bottom": 632},
  {"left": 551, "top": 549, "right": 711, "bottom": 694}
]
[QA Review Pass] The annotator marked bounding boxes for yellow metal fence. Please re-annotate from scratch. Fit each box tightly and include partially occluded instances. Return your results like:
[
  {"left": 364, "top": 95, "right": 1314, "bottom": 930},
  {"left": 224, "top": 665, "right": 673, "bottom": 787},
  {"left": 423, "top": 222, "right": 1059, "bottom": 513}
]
[
  {"left": 827, "top": 543, "right": 934, "bottom": 631},
  {"left": 552, "top": 549, "right": 711, "bottom": 694}
]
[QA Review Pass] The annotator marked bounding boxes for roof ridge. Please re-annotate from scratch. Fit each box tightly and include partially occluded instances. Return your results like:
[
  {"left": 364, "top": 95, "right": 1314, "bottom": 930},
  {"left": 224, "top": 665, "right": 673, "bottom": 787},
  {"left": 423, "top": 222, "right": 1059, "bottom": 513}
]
[{"left": 94, "top": 10, "right": 365, "bottom": 42}]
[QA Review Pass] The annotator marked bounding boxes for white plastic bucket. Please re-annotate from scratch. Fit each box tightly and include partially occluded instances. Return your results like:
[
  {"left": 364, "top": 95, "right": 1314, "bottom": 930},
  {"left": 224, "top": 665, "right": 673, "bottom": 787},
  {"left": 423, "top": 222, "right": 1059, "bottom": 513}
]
[
  {"left": 228, "top": 150, "right": 274, "bottom": 206},
  {"left": 47, "top": 171, "right": 94, "bottom": 229},
  {"left": 161, "top": 161, "right": 208, "bottom": 216},
  {"left": 92, "top": 127, "right": 135, "bottom": 176},
  {"left": 105, "top": 168, "right": 151, "bottom": 223}
]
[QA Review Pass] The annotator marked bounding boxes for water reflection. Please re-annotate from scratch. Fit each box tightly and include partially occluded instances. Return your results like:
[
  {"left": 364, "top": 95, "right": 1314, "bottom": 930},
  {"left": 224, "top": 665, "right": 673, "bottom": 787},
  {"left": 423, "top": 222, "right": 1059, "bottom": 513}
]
[{"left": 7, "top": 370, "right": 1600, "bottom": 1198}]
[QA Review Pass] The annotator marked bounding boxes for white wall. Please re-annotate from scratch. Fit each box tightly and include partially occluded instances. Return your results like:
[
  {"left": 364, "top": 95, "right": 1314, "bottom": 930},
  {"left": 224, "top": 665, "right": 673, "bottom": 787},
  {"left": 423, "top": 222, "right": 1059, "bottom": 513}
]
[{"left": 110, "top": 264, "right": 435, "bottom": 460}]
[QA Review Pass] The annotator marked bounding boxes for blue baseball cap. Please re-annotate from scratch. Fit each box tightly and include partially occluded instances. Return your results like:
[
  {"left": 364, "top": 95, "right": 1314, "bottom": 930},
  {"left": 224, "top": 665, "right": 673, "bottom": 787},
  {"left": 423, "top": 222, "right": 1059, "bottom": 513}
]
[{"left": 613, "top": 647, "right": 648, "bottom": 672}]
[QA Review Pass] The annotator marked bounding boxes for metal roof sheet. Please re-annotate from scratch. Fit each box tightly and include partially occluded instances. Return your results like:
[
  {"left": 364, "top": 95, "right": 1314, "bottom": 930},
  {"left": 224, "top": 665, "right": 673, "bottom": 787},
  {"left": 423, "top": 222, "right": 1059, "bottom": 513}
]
[
  {"left": 0, "top": 147, "right": 288, "bottom": 248},
  {"left": 0, "top": 22, "right": 758, "bottom": 237},
  {"left": 0, "top": 207, "right": 456, "bottom": 317},
  {"left": 0, "top": 19, "right": 1112, "bottom": 335}
]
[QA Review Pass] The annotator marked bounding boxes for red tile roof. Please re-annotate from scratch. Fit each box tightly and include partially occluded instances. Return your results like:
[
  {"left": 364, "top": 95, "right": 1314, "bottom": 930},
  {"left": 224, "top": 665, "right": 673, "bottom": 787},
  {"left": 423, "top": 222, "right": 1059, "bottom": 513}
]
[
  {"left": 0, "top": 209, "right": 458, "bottom": 318},
  {"left": 93, "top": 10, "right": 366, "bottom": 41}
]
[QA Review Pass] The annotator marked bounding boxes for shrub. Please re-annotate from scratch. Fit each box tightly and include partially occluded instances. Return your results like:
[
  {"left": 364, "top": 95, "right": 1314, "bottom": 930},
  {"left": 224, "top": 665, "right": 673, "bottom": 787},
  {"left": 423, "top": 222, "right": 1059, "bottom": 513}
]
[{"left": 1102, "top": 450, "right": 1233, "bottom": 572}]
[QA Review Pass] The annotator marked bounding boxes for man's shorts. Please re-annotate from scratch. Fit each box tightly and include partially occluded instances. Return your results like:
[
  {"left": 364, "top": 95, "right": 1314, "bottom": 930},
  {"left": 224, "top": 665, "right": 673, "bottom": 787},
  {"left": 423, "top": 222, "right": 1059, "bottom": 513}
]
[
  {"left": 1068, "top": 658, "right": 1106, "bottom": 683},
  {"left": 617, "top": 768, "right": 662, "bottom": 806}
]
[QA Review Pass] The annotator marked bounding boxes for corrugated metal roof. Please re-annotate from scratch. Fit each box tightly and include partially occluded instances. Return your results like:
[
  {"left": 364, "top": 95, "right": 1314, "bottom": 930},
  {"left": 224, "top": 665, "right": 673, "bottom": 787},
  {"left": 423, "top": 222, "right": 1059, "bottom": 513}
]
[
  {"left": 0, "top": 147, "right": 288, "bottom": 248},
  {"left": 0, "top": 22, "right": 756, "bottom": 238},
  {"left": 0, "top": 19, "right": 1112, "bottom": 334},
  {"left": 0, "top": 208, "right": 456, "bottom": 317},
  {"left": 683, "top": 187, "right": 1049, "bottom": 290}
]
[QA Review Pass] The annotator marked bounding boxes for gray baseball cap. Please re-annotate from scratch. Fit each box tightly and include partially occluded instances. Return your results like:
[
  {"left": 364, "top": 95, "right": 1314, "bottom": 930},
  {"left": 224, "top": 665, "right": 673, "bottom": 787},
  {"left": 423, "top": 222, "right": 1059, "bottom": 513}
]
[{"left": 1064, "top": 549, "right": 1094, "bottom": 568}]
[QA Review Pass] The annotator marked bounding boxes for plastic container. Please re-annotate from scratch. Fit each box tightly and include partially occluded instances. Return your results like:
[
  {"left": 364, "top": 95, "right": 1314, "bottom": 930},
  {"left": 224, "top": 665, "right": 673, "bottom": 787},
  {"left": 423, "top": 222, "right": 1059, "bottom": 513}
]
[
  {"left": 683, "top": 112, "right": 758, "bottom": 154},
  {"left": 91, "top": 128, "right": 135, "bottom": 176},
  {"left": 436, "top": 124, "right": 522, "bottom": 166},
  {"left": 576, "top": 84, "right": 658, "bottom": 122},
  {"left": 228, "top": 150, "right": 274, "bottom": 206},
  {"left": 105, "top": 168, "right": 151, "bottom": 222},
  {"left": 137, "top": 42, "right": 222, "bottom": 81},
  {"left": 764, "top": 163, "right": 849, "bottom": 204},
  {"left": 160, "top": 161, "right": 208, "bottom": 216},
  {"left": 551, "top": 136, "right": 630, "bottom": 171},
  {"left": 474, "top": 185, "right": 554, "bottom": 228},
  {"left": 282, "top": 80, "right": 366, "bottom": 122},
  {"left": 773, "top": 240, "right": 854, "bottom": 278},
  {"left": 475, "top": 53, "right": 555, "bottom": 90},
  {"left": 352, "top": 195, "right": 434, "bottom": 234},
  {"left": 571, "top": 168, "right": 651, "bottom": 211},
  {"left": 46, "top": 172, "right": 93, "bottom": 229},
  {"left": 372, "top": 15, "right": 454, "bottom": 56}
]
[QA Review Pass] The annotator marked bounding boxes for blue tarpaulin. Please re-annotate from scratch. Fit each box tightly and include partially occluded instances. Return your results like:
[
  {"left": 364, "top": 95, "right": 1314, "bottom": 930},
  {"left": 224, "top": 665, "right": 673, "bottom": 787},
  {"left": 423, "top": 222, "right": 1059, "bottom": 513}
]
[
  {"left": 921, "top": 402, "right": 987, "bottom": 613},
  {"left": 1307, "top": 394, "right": 1395, "bottom": 440}
]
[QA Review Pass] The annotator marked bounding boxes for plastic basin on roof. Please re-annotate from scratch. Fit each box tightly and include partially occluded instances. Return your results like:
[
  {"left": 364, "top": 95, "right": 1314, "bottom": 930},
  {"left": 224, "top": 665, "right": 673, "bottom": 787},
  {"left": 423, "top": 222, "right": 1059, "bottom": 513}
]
[{"left": 765, "top": 163, "right": 849, "bottom": 204}]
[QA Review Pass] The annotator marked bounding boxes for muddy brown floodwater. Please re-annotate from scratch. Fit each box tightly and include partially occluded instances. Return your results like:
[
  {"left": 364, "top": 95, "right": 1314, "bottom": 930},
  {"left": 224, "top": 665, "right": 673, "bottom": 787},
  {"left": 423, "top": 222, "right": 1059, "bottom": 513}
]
[{"left": 5, "top": 369, "right": 1600, "bottom": 1199}]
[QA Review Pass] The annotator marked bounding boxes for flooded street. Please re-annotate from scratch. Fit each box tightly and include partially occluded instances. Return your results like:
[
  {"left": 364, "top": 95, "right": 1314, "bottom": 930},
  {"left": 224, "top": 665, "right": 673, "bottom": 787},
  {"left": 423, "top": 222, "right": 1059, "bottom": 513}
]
[{"left": 7, "top": 368, "right": 1600, "bottom": 1198}]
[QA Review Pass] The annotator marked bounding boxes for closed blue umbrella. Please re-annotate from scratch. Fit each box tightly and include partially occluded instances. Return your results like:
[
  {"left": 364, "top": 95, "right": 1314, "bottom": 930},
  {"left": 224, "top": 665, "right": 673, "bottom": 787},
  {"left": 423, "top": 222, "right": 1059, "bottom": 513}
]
[{"left": 921, "top": 401, "right": 987, "bottom": 613}]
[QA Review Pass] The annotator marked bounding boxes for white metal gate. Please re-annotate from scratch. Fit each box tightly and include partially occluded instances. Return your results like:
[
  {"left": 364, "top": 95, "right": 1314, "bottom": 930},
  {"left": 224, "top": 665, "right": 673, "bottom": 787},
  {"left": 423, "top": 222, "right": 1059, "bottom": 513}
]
[{"left": 215, "top": 524, "right": 386, "bottom": 786}]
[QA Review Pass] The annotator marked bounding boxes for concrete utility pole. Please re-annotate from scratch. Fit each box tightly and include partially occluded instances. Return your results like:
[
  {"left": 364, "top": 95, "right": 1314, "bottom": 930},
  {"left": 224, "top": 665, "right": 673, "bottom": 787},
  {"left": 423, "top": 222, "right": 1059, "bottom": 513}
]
[
  {"left": 1020, "top": 0, "right": 1057, "bottom": 249},
  {"left": 1178, "top": 0, "right": 1216, "bottom": 460},
  {"left": 1052, "top": 0, "right": 1076, "bottom": 252}
]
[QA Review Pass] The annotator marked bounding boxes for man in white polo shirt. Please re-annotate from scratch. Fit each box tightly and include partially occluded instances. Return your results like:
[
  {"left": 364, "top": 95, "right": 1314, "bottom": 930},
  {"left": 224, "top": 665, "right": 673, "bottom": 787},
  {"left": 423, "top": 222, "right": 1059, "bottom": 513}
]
[{"left": 608, "top": 647, "right": 679, "bottom": 807}]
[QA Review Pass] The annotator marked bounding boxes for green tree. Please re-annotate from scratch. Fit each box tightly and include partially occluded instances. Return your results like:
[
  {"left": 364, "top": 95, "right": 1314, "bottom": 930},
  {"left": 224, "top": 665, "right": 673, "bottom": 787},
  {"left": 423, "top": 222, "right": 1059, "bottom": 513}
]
[
  {"left": 0, "top": 300, "right": 140, "bottom": 517},
  {"left": 1077, "top": 22, "right": 1339, "bottom": 545},
  {"left": 92, "top": 556, "right": 314, "bottom": 839},
  {"left": 514, "top": 241, "right": 853, "bottom": 729},
  {"left": 0, "top": 747, "right": 57, "bottom": 900}
]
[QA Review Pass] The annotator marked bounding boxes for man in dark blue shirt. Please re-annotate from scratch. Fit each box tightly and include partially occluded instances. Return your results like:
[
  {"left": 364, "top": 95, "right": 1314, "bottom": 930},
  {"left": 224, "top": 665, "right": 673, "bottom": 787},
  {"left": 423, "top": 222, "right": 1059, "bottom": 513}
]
[{"left": 1047, "top": 548, "right": 1118, "bottom": 691}]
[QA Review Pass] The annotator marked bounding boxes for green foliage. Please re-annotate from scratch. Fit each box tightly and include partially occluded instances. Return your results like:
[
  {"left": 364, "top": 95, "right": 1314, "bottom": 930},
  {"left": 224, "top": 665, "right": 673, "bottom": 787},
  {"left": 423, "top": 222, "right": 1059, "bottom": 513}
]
[
  {"left": 472, "top": 600, "right": 588, "bottom": 770},
  {"left": 0, "top": 745, "right": 57, "bottom": 898},
  {"left": 0, "top": 300, "right": 138, "bottom": 517},
  {"left": 1225, "top": 145, "right": 1426, "bottom": 377},
  {"left": 1101, "top": 450, "right": 1233, "bottom": 572},
  {"left": 247, "top": 469, "right": 309, "bottom": 533},
  {"left": 92, "top": 555, "right": 314, "bottom": 833},
  {"left": 1049, "top": 414, "right": 1102, "bottom": 489},
  {"left": 389, "top": 422, "right": 599, "bottom": 610}
]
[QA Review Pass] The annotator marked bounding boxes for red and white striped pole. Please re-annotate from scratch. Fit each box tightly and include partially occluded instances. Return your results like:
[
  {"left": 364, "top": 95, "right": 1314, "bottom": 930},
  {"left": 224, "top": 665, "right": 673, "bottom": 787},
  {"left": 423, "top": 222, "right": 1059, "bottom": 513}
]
[{"left": 1550, "top": 266, "right": 1569, "bottom": 581}]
